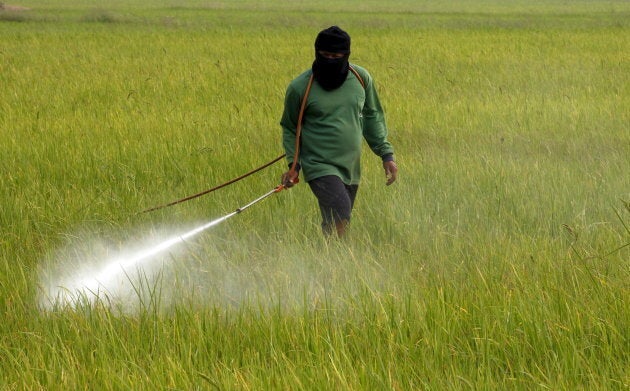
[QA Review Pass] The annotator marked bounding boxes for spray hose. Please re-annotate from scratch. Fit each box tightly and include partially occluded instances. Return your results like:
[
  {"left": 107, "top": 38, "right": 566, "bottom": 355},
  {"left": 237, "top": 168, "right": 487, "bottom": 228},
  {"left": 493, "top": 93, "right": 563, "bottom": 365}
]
[
  {"left": 142, "top": 77, "right": 312, "bottom": 214},
  {"left": 141, "top": 154, "right": 287, "bottom": 213}
]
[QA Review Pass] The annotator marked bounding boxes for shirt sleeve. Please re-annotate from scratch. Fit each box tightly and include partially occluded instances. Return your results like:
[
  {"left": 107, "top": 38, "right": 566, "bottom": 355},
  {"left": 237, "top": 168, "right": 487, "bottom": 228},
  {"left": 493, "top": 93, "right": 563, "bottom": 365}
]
[
  {"left": 361, "top": 72, "right": 395, "bottom": 159},
  {"left": 280, "top": 83, "right": 302, "bottom": 165}
]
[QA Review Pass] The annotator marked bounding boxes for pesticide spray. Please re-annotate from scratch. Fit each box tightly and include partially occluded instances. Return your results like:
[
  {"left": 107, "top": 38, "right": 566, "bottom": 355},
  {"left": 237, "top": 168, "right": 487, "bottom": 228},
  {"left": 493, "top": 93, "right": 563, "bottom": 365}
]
[{"left": 39, "top": 186, "right": 285, "bottom": 310}]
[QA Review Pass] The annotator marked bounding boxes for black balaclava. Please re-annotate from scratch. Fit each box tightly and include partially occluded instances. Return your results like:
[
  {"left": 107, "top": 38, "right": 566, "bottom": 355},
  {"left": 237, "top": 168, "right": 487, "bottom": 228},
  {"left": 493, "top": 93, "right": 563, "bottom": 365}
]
[{"left": 312, "top": 26, "right": 351, "bottom": 91}]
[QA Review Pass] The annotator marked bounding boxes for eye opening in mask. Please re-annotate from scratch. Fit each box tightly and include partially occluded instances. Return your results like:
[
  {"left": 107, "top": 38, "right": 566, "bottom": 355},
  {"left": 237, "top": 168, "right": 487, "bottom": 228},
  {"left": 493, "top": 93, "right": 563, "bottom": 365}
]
[{"left": 318, "top": 50, "right": 346, "bottom": 60}]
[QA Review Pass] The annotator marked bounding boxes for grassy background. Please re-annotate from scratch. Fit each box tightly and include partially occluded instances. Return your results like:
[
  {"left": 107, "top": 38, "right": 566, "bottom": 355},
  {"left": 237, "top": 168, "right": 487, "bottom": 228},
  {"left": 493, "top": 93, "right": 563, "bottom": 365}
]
[{"left": 1, "top": 1, "right": 629, "bottom": 389}]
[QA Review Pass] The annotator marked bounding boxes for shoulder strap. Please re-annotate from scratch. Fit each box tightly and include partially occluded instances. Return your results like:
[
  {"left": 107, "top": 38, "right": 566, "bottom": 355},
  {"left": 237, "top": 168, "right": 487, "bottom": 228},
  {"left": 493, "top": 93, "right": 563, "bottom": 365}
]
[
  {"left": 289, "top": 74, "right": 314, "bottom": 175},
  {"left": 349, "top": 65, "right": 366, "bottom": 89}
]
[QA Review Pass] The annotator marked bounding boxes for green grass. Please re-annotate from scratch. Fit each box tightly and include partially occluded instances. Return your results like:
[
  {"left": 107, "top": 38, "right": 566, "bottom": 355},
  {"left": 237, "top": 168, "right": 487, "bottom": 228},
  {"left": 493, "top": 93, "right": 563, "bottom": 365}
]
[{"left": 1, "top": 1, "right": 629, "bottom": 389}]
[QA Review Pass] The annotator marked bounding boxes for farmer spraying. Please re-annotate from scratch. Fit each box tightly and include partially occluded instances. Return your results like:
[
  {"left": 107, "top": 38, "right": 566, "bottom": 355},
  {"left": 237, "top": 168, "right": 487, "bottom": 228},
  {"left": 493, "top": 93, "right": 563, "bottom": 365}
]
[{"left": 281, "top": 26, "right": 398, "bottom": 237}]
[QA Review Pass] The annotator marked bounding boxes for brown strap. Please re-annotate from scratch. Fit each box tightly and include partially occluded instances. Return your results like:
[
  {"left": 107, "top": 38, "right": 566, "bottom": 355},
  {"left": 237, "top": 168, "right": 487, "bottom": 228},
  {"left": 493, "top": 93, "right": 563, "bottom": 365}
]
[
  {"left": 349, "top": 65, "right": 365, "bottom": 88},
  {"left": 289, "top": 74, "right": 314, "bottom": 175}
]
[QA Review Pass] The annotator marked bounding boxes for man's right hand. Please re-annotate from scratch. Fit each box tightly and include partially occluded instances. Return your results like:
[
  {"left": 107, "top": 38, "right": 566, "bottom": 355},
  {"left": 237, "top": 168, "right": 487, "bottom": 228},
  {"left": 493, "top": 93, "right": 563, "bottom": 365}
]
[{"left": 281, "top": 170, "right": 299, "bottom": 188}]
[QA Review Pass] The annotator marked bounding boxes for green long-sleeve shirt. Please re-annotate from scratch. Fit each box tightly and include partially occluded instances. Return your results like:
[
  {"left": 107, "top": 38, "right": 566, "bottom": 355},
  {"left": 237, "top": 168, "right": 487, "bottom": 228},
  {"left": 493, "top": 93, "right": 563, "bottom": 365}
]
[{"left": 280, "top": 64, "right": 394, "bottom": 185}]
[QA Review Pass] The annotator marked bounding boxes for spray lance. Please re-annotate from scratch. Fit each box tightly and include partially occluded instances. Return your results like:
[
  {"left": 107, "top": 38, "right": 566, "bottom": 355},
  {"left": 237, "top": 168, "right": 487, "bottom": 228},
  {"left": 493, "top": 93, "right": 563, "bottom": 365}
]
[{"left": 42, "top": 160, "right": 298, "bottom": 307}]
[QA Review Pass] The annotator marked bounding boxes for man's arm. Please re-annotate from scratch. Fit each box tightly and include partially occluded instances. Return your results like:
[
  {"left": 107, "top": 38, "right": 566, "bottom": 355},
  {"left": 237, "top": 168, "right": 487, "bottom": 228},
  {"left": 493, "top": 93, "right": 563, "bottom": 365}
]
[
  {"left": 360, "top": 70, "right": 397, "bottom": 185},
  {"left": 361, "top": 72, "right": 394, "bottom": 157},
  {"left": 280, "top": 82, "right": 305, "bottom": 187}
]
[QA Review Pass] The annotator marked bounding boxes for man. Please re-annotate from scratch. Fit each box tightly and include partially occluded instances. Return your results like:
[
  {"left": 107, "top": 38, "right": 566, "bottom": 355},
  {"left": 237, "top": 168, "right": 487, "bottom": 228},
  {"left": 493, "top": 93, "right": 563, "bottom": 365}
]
[{"left": 280, "top": 25, "right": 398, "bottom": 237}]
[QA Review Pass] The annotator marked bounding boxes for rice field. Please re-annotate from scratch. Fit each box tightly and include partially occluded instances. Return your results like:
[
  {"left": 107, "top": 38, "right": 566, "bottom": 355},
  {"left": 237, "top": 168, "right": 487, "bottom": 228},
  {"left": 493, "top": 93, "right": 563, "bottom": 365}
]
[{"left": 1, "top": 1, "right": 628, "bottom": 389}]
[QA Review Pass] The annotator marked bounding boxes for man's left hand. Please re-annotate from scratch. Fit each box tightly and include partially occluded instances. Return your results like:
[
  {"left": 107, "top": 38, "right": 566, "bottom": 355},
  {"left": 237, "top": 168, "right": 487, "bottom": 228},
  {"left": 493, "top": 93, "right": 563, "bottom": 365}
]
[{"left": 383, "top": 161, "right": 398, "bottom": 186}]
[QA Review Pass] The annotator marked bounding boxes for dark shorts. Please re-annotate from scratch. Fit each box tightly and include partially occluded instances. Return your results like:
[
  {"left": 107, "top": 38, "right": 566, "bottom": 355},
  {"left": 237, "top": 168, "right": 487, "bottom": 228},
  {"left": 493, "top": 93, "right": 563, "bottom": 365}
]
[{"left": 308, "top": 175, "right": 359, "bottom": 229}]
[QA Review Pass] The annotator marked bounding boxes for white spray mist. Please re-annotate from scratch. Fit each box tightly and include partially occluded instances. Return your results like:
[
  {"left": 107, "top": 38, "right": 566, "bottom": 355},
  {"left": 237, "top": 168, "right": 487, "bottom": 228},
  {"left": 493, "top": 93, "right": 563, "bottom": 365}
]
[
  {"left": 38, "top": 218, "right": 399, "bottom": 315},
  {"left": 38, "top": 214, "right": 232, "bottom": 311}
]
